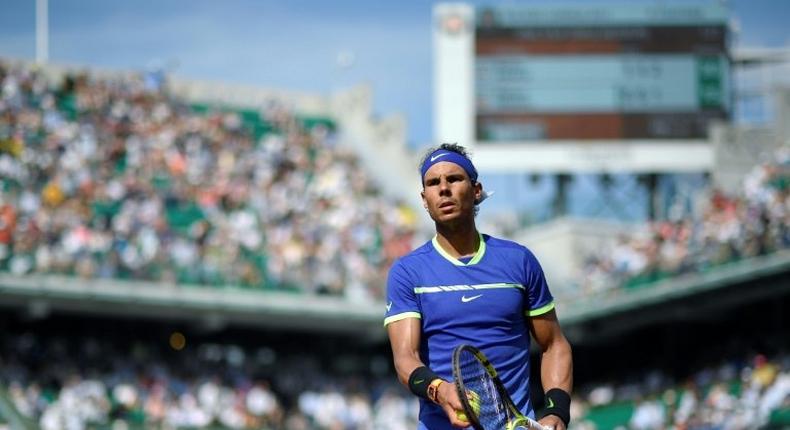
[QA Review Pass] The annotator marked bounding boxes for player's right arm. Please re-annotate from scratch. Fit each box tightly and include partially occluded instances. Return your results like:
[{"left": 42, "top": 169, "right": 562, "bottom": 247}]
[
  {"left": 386, "top": 318, "right": 469, "bottom": 428},
  {"left": 386, "top": 317, "right": 423, "bottom": 385},
  {"left": 385, "top": 259, "right": 427, "bottom": 387}
]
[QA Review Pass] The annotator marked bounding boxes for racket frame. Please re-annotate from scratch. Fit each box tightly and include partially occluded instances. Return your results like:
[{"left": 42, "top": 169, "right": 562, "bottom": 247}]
[{"left": 452, "top": 344, "right": 549, "bottom": 430}]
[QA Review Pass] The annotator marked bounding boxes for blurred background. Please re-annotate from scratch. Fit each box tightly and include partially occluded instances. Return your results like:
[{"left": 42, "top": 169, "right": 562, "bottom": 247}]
[{"left": 0, "top": 0, "right": 788, "bottom": 429}]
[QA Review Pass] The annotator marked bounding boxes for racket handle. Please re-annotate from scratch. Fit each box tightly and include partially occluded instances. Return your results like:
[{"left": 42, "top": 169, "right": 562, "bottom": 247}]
[{"left": 526, "top": 416, "right": 552, "bottom": 430}]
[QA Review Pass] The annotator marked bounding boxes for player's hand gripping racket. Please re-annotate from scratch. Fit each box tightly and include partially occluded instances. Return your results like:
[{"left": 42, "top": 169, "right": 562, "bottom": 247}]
[{"left": 452, "top": 344, "right": 550, "bottom": 430}]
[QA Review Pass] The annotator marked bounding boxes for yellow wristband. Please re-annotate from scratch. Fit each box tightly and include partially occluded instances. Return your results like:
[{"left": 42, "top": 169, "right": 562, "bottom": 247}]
[{"left": 427, "top": 378, "right": 444, "bottom": 404}]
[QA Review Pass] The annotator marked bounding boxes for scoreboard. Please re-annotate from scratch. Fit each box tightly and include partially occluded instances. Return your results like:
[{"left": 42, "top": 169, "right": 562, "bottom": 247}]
[{"left": 473, "top": 4, "right": 730, "bottom": 141}]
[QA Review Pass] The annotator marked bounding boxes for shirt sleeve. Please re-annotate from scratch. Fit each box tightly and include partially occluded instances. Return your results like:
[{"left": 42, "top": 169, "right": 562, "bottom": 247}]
[
  {"left": 384, "top": 259, "right": 421, "bottom": 327},
  {"left": 523, "top": 248, "right": 555, "bottom": 317}
]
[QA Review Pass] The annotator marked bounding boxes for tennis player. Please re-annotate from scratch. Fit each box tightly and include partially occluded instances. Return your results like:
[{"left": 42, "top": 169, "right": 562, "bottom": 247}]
[{"left": 385, "top": 144, "right": 573, "bottom": 430}]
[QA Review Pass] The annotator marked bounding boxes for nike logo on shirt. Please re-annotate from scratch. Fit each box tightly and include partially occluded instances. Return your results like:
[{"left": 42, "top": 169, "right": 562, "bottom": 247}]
[
  {"left": 461, "top": 294, "right": 483, "bottom": 303},
  {"left": 385, "top": 301, "right": 392, "bottom": 312}
]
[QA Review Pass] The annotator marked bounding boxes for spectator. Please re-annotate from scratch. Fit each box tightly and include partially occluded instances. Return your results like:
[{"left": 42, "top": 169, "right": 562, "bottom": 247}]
[
  {"left": 0, "top": 61, "right": 416, "bottom": 300},
  {"left": 575, "top": 145, "right": 789, "bottom": 298}
]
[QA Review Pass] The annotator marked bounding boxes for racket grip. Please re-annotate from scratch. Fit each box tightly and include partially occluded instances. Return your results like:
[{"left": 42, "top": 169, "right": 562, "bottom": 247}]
[{"left": 526, "top": 416, "right": 552, "bottom": 430}]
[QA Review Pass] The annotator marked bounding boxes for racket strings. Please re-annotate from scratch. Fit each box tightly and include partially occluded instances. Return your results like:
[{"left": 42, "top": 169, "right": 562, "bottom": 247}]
[{"left": 456, "top": 349, "right": 510, "bottom": 430}]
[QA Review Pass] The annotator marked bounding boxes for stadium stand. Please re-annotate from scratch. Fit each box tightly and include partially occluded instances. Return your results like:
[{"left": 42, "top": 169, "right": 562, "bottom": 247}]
[
  {"left": 0, "top": 61, "right": 417, "bottom": 301},
  {"left": 0, "top": 316, "right": 418, "bottom": 430},
  {"left": 2, "top": 59, "right": 787, "bottom": 304},
  {"left": 572, "top": 145, "right": 789, "bottom": 299},
  {"left": 1, "top": 59, "right": 789, "bottom": 429},
  {"left": 573, "top": 352, "right": 790, "bottom": 429},
  {"left": 1, "top": 312, "right": 788, "bottom": 430}
]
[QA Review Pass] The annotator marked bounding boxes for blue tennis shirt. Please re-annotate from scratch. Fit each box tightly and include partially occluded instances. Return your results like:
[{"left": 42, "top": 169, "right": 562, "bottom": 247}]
[{"left": 384, "top": 233, "right": 555, "bottom": 430}]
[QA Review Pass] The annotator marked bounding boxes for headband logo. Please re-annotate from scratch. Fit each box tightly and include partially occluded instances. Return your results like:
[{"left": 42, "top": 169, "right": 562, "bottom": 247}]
[
  {"left": 420, "top": 150, "right": 478, "bottom": 184},
  {"left": 430, "top": 153, "right": 449, "bottom": 162}
]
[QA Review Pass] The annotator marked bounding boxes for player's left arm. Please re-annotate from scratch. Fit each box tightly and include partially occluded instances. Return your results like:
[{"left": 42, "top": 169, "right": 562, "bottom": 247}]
[{"left": 529, "top": 308, "right": 573, "bottom": 430}]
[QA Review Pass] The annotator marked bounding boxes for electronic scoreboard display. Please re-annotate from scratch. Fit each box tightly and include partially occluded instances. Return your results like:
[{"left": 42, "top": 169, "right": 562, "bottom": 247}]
[{"left": 474, "top": 4, "right": 731, "bottom": 141}]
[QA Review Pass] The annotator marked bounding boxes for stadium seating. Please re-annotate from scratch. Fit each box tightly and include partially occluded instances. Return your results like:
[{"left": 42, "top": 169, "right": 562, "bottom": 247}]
[
  {"left": 572, "top": 352, "right": 790, "bottom": 429},
  {"left": 1, "top": 324, "right": 787, "bottom": 430},
  {"left": 0, "top": 327, "right": 418, "bottom": 430},
  {"left": 2, "top": 59, "right": 786, "bottom": 304},
  {"left": 1, "top": 59, "right": 788, "bottom": 430},
  {"left": 572, "top": 147, "right": 789, "bottom": 299},
  {"left": 0, "top": 61, "right": 416, "bottom": 300}
]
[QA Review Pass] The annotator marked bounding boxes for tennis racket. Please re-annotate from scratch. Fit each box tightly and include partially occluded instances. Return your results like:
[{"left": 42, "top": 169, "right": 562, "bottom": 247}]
[{"left": 452, "top": 344, "right": 550, "bottom": 430}]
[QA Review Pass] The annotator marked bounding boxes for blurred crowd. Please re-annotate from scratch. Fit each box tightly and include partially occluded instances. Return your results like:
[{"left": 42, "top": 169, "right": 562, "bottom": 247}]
[
  {"left": 2, "top": 59, "right": 788, "bottom": 302},
  {"left": 0, "top": 61, "right": 416, "bottom": 300},
  {"left": 0, "top": 332, "right": 419, "bottom": 430},
  {"left": 2, "top": 330, "right": 788, "bottom": 430},
  {"left": 571, "top": 352, "right": 790, "bottom": 429},
  {"left": 577, "top": 147, "right": 790, "bottom": 296}
]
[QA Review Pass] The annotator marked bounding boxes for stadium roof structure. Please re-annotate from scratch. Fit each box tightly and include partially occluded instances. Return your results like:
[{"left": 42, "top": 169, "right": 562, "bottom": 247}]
[
  {"left": 732, "top": 46, "right": 790, "bottom": 67},
  {"left": 0, "top": 274, "right": 387, "bottom": 339},
  {"left": 560, "top": 249, "right": 790, "bottom": 344},
  {"left": 2, "top": 249, "right": 788, "bottom": 342}
]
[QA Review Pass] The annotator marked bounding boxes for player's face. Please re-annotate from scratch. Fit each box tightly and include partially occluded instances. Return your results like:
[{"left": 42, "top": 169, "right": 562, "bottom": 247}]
[{"left": 421, "top": 162, "right": 482, "bottom": 226}]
